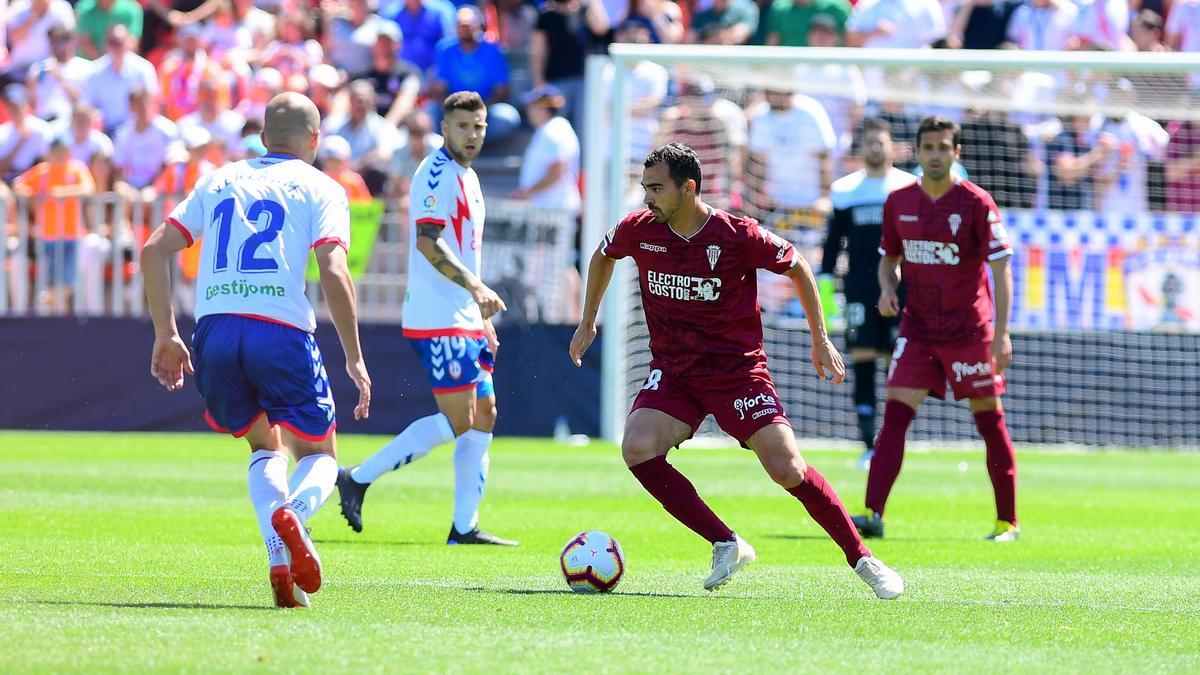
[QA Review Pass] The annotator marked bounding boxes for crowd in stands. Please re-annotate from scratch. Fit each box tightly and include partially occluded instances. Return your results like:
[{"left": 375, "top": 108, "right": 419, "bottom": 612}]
[{"left": 0, "top": 0, "right": 1197, "bottom": 315}]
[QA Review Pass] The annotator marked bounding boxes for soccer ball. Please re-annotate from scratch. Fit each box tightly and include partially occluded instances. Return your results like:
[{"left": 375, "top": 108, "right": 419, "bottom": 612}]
[{"left": 560, "top": 531, "right": 624, "bottom": 594}]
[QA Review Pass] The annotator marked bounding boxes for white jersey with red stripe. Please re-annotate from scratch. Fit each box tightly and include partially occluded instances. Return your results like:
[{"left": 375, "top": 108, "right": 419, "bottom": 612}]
[
  {"left": 167, "top": 153, "right": 350, "bottom": 333},
  {"left": 403, "top": 146, "right": 486, "bottom": 338}
]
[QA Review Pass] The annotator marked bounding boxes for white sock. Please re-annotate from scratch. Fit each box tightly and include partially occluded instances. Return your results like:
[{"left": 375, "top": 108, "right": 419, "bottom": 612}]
[
  {"left": 452, "top": 429, "right": 492, "bottom": 533},
  {"left": 284, "top": 453, "right": 337, "bottom": 526},
  {"left": 247, "top": 449, "right": 289, "bottom": 567},
  {"left": 351, "top": 413, "right": 455, "bottom": 484}
]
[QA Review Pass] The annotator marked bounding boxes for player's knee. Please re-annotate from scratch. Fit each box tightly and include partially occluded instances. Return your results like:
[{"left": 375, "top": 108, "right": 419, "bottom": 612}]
[
  {"left": 765, "top": 454, "right": 808, "bottom": 487},
  {"left": 474, "top": 402, "right": 498, "bottom": 431},
  {"left": 445, "top": 409, "right": 475, "bottom": 437},
  {"left": 621, "top": 433, "right": 663, "bottom": 468}
]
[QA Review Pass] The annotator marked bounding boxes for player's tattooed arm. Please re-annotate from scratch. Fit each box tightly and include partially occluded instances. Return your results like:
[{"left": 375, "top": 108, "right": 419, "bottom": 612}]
[{"left": 415, "top": 222, "right": 508, "bottom": 319}]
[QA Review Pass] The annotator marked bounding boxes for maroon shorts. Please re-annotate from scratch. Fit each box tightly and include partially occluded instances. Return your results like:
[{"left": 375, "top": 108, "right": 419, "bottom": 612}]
[
  {"left": 629, "top": 363, "right": 791, "bottom": 443},
  {"left": 886, "top": 336, "right": 1006, "bottom": 400}
]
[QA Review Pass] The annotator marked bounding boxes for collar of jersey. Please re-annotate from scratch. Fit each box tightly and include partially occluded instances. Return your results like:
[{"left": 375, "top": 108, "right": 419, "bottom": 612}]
[{"left": 261, "top": 153, "right": 299, "bottom": 161}]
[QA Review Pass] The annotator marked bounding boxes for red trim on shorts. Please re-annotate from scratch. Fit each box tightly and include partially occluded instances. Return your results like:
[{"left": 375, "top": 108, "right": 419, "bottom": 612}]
[
  {"left": 275, "top": 420, "right": 337, "bottom": 442},
  {"left": 312, "top": 237, "right": 348, "bottom": 252},
  {"left": 231, "top": 313, "right": 306, "bottom": 331},
  {"left": 416, "top": 218, "right": 446, "bottom": 228},
  {"left": 166, "top": 218, "right": 194, "bottom": 247},
  {"left": 206, "top": 409, "right": 266, "bottom": 438},
  {"left": 402, "top": 327, "right": 486, "bottom": 339},
  {"left": 432, "top": 382, "right": 477, "bottom": 394}
]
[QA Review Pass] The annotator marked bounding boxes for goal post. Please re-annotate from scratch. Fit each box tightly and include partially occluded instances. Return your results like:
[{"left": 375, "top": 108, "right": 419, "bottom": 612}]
[{"left": 586, "top": 46, "right": 1200, "bottom": 449}]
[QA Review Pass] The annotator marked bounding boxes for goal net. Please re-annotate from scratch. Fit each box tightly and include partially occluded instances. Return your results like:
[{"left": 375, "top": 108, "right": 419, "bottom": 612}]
[{"left": 585, "top": 46, "right": 1200, "bottom": 449}]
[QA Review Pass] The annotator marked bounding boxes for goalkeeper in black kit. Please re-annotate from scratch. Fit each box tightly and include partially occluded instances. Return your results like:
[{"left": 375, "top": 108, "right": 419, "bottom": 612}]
[{"left": 819, "top": 119, "right": 916, "bottom": 469}]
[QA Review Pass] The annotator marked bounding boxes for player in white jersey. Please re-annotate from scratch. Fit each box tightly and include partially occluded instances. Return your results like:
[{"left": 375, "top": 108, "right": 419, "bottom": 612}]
[
  {"left": 336, "top": 91, "right": 518, "bottom": 546},
  {"left": 140, "top": 93, "right": 372, "bottom": 608}
]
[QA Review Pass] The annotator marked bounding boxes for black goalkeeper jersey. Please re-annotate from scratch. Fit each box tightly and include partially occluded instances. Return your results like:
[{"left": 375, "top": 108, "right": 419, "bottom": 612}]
[{"left": 820, "top": 168, "right": 916, "bottom": 304}]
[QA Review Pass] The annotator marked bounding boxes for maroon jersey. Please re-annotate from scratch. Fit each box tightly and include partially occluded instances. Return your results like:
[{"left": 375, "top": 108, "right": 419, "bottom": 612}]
[
  {"left": 879, "top": 179, "right": 1012, "bottom": 345},
  {"left": 602, "top": 208, "right": 798, "bottom": 377}
]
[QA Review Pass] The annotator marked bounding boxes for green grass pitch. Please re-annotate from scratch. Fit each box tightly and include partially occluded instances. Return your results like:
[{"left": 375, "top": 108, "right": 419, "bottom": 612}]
[{"left": 1, "top": 431, "right": 1198, "bottom": 673}]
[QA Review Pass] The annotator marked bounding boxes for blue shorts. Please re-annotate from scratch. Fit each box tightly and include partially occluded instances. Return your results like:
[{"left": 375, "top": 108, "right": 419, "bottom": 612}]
[
  {"left": 192, "top": 314, "right": 336, "bottom": 440},
  {"left": 409, "top": 335, "right": 495, "bottom": 397},
  {"left": 42, "top": 240, "right": 77, "bottom": 287}
]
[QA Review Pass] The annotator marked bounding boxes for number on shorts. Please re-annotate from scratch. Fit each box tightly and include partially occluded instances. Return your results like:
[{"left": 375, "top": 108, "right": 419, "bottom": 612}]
[{"left": 642, "top": 369, "right": 662, "bottom": 391}]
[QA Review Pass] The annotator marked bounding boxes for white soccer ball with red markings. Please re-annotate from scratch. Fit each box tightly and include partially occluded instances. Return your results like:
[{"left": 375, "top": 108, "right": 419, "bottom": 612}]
[{"left": 560, "top": 531, "right": 624, "bottom": 594}]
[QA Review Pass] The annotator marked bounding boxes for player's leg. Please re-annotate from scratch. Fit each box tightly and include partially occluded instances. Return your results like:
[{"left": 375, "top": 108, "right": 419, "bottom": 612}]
[
  {"left": 272, "top": 431, "right": 338, "bottom": 595},
  {"left": 446, "top": 383, "right": 517, "bottom": 545},
  {"left": 746, "top": 423, "right": 903, "bottom": 599},
  {"left": 241, "top": 418, "right": 309, "bottom": 608},
  {"left": 971, "top": 396, "right": 1019, "bottom": 540},
  {"left": 850, "top": 347, "right": 881, "bottom": 470}
]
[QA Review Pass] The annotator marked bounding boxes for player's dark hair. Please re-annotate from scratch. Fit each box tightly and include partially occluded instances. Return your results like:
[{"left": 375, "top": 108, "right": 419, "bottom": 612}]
[
  {"left": 443, "top": 91, "right": 486, "bottom": 115},
  {"left": 644, "top": 143, "right": 703, "bottom": 194},
  {"left": 916, "top": 115, "right": 960, "bottom": 147},
  {"left": 860, "top": 117, "right": 892, "bottom": 140}
]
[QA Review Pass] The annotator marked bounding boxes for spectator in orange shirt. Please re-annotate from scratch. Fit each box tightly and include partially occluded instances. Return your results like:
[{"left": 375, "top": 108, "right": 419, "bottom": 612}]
[
  {"left": 13, "top": 137, "right": 96, "bottom": 313},
  {"left": 157, "top": 126, "right": 217, "bottom": 314},
  {"left": 319, "top": 135, "right": 373, "bottom": 203},
  {"left": 158, "top": 23, "right": 229, "bottom": 121}
]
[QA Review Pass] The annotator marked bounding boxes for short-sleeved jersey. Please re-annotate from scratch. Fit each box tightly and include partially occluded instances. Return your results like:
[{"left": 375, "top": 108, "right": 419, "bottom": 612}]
[
  {"left": 879, "top": 179, "right": 1012, "bottom": 345},
  {"left": 821, "top": 167, "right": 915, "bottom": 303},
  {"left": 602, "top": 208, "right": 798, "bottom": 377},
  {"left": 403, "top": 147, "right": 486, "bottom": 338},
  {"left": 167, "top": 153, "right": 351, "bottom": 333}
]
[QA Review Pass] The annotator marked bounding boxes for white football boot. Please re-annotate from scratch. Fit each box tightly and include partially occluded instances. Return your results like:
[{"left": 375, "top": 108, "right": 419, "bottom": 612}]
[
  {"left": 854, "top": 556, "right": 904, "bottom": 600},
  {"left": 704, "top": 533, "right": 756, "bottom": 591}
]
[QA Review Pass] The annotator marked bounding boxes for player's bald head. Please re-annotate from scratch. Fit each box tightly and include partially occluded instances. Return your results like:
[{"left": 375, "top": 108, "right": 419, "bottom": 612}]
[{"left": 261, "top": 92, "right": 321, "bottom": 162}]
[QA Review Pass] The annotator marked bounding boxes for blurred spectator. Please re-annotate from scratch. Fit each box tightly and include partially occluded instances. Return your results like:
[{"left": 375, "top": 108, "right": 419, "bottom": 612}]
[
  {"left": 307, "top": 63, "right": 343, "bottom": 118},
  {"left": 230, "top": 0, "right": 276, "bottom": 50},
  {"left": 74, "top": 0, "right": 142, "bottom": 60},
  {"left": 261, "top": 11, "right": 325, "bottom": 78},
  {"left": 623, "top": 0, "right": 685, "bottom": 43},
  {"left": 324, "top": 79, "right": 400, "bottom": 196},
  {"left": 388, "top": 108, "right": 443, "bottom": 203},
  {"left": 319, "top": 135, "right": 373, "bottom": 203},
  {"left": 1092, "top": 83, "right": 1168, "bottom": 213},
  {"left": 200, "top": 0, "right": 253, "bottom": 62},
  {"left": 7, "top": 0, "right": 76, "bottom": 77},
  {"left": 1073, "top": 0, "right": 1131, "bottom": 51},
  {"left": 13, "top": 137, "right": 95, "bottom": 313},
  {"left": 431, "top": 8, "right": 520, "bottom": 140},
  {"left": 112, "top": 88, "right": 178, "bottom": 192},
  {"left": 1165, "top": 0, "right": 1200, "bottom": 88},
  {"left": 26, "top": 24, "right": 90, "bottom": 123},
  {"left": 178, "top": 79, "right": 245, "bottom": 163},
  {"left": 611, "top": 21, "right": 669, "bottom": 163},
  {"left": 1130, "top": 9, "right": 1166, "bottom": 51},
  {"left": 944, "top": 0, "right": 1021, "bottom": 49},
  {"left": 383, "top": 0, "right": 450, "bottom": 71},
  {"left": 532, "top": 0, "right": 608, "bottom": 136},
  {"left": 324, "top": 0, "right": 401, "bottom": 80},
  {"left": 655, "top": 78, "right": 733, "bottom": 210},
  {"left": 61, "top": 103, "right": 114, "bottom": 166},
  {"left": 765, "top": 0, "right": 850, "bottom": 47},
  {"left": 82, "top": 24, "right": 158, "bottom": 134},
  {"left": 235, "top": 67, "right": 282, "bottom": 124},
  {"left": 363, "top": 21, "right": 421, "bottom": 126},
  {"left": 1045, "top": 94, "right": 1106, "bottom": 210},
  {"left": 487, "top": 0, "right": 538, "bottom": 51},
  {"left": 155, "top": 131, "right": 214, "bottom": 314},
  {"left": 846, "top": 0, "right": 945, "bottom": 48},
  {"left": 689, "top": 0, "right": 759, "bottom": 44},
  {"left": 1165, "top": 112, "right": 1200, "bottom": 213},
  {"left": 958, "top": 89, "right": 1034, "bottom": 208},
  {"left": 158, "top": 23, "right": 229, "bottom": 120},
  {"left": 1006, "top": 0, "right": 1077, "bottom": 51},
  {"left": 747, "top": 89, "right": 836, "bottom": 217},
  {"left": 0, "top": 84, "right": 53, "bottom": 182},
  {"left": 514, "top": 85, "right": 581, "bottom": 213},
  {"left": 795, "top": 15, "right": 865, "bottom": 160},
  {"left": 853, "top": 96, "right": 920, "bottom": 171}
]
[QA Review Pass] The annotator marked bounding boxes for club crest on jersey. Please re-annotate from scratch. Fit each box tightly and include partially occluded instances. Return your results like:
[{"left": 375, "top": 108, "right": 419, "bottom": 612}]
[
  {"left": 948, "top": 213, "right": 962, "bottom": 237},
  {"left": 706, "top": 245, "right": 721, "bottom": 270}
]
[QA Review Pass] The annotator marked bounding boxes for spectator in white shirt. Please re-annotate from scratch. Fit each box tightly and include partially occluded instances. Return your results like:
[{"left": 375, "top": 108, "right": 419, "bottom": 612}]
[
  {"left": 747, "top": 89, "right": 837, "bottom": 215},
  {"left": 112, "top": 87, "right": 177, "bottom": 192},
  {"left": 846, "top": 0, "right": 945, "bottom": 48},
  {"left": 26, "top": 23, "right": 91, "bottom": 123},
  {"left": 513, "top": 84, "right": 581, "bottom": 213},
  {"left": 323, "top": 78, "right": 401, "bottom": 195},
  {"left": 1073, "top": 0, "right": 1131, "bottom": 51},
  {"left": 177, "top": 78, "right": 245, "bottom": 163},
  {"left": 0, "top": 83, "right": 53, "bottom": 182},
  {"left": 82, "top": 24, "right": 158, "bottom": 134},
  {"left": 1005, "top": 0, "right": 1077, "bottom": 51},
  {"left": 60, "top": 103, "right": 113, "bottom": 166},
  {"left": 6, "top": 0, "right": 76, "bottom": 74},
  {"left": 1165, "top": 0, "right": 1200, "bottom": 87}
]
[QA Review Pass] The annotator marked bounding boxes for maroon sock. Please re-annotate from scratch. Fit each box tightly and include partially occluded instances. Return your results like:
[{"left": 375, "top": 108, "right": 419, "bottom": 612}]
[
  {"left": 865, "top": 400, "right": 917, "bottom": 514},
  {"left": 628, "top": 455, "right": 735, "bottom": 544},
  {"left": 974, "top": 409, "right": 1018, "bottom": 525},
  {"left": 787, "top": 465, "right": 871, "bottom": 567}
]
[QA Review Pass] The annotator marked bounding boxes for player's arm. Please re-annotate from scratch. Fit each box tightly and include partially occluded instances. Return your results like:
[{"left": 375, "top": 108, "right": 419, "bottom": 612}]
[
  {"left": 783, "top": 256, "right": 845, "bottom": 384},
  {"left": 141, "top": 222, "right": 193, "bottom": 392},
  {"left": 818, "top": 206, "right": 850, "bottom": 324},
  {"left": 877, "top": 255, "right": 901, "bottom": 317},
  {"left": 315, "top": 242, "right": 371, "bottom": 420},
  {"left": 414, "top": 221, "right": 506, "bottom": 319},
  {"left": 989, "top": 251, "right": 1013, "bottom": 375},
  {"left": 569, "top": 245, "right": 617, "bottom": 367}
]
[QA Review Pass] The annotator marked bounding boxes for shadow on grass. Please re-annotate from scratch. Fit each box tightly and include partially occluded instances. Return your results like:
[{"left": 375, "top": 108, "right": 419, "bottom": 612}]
[
  {"left": 463, "top": 586, "right": 700, "bottom": 599},
  {"left": 763, "top": 534, "right": 831, "bottom": 541},
  {"left": 314, "top": 538, "right": 430, "bottom": 547},
  {"left": 31, "top": 600, "right": 273, "bottom": 611},
  {"left": 767, "top": 533, "right": 966, "bottom": 543}
]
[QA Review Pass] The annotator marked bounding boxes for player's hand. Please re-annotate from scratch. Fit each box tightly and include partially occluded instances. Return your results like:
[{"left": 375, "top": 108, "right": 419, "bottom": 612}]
[
  {"left": 878, "top": 289, "right": 900, "bottom": 317},
  {"left": 483, "top": 319, "right": 500, "bottom": 358},
  {"left": 346, "top": 359, "right": 372, "bottom": 420},
  {"left": 991, "top": 333, "right": 1012, "bottom": 374},
  {"left": 812, "top": 337, "right": 846, "bottom": 384},
  {"left": 569, "top": 322, "right": 597, "bottom": 367},
  {"left": 472, "top": 284, "right": 507, "bottom": 320},
  {"left": 150, "top": 335, "right": 193, "bottom": 392}
]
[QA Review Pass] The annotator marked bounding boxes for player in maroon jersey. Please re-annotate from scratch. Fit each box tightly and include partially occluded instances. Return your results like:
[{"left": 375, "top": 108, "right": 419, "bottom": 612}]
[
  {"left": 569, "top": 143, "right": 904, "bottom": 599},
  {"left": 852, "top": 116, "right": 1019, "bottom": 542}
]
